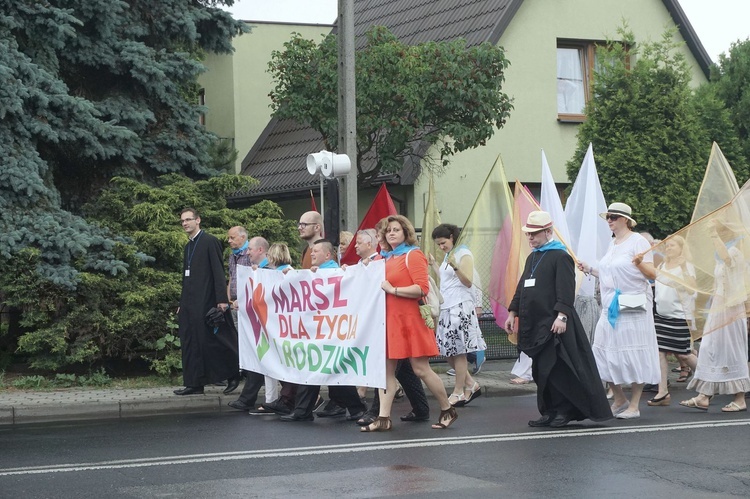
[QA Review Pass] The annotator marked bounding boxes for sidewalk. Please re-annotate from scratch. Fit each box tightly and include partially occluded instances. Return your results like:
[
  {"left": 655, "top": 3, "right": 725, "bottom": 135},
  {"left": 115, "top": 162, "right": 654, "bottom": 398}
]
[{"left": 0, "top": 359, "right": 535, "bottom": 425}]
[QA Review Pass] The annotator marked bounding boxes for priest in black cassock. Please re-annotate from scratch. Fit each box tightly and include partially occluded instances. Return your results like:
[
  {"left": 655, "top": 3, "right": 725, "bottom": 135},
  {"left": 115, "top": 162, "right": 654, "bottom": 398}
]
[
  {"left": 505, "top": 211, "right": 611, "bottom": 427},
  {"left": 174, "top": 208, "right": 240, "bottom": 396}
]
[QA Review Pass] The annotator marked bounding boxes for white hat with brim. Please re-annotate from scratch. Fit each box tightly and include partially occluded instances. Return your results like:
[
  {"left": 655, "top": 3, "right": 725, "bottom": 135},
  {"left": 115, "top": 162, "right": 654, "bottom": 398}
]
[
  {"left": 522, "top": 211, "right": 554, "bottom": 233},
  {"left": 600, "top": 202, "right": 637, "bottom": 226}
]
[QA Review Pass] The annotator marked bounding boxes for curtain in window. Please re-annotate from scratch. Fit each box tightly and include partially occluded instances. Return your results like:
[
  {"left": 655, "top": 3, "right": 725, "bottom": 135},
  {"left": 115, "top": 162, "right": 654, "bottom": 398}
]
[{"left": 557, "top": 48, "right": 585, "bottom": 114}]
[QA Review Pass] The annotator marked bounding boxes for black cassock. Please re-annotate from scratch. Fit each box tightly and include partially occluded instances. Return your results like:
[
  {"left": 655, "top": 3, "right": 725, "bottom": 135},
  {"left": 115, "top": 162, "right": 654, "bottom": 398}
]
[
  {"left": 178, "top": 231, "right": 238, "bottom": 387},
  {"left": 510, "top": 248, "right": 611, "bottom": 422}
]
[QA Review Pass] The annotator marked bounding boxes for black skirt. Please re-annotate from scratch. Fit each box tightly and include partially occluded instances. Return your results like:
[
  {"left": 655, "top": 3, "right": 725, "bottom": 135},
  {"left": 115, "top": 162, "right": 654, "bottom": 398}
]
[{"left": 654, "top": 313, "right": 691, "bottom": 354}]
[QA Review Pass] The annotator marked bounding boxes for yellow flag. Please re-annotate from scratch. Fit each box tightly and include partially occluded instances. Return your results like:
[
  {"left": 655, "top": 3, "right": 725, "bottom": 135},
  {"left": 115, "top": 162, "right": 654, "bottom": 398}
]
[{"left": 420, "top": 174, "right": 443, "bottom": 280}]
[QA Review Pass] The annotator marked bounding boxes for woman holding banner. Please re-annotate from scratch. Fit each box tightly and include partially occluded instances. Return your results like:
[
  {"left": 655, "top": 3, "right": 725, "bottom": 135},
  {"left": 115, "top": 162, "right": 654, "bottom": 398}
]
[
  {"left": 578, "top": 203, "right": 660, "bottom": 420},
  {"left": 430, "top": 223, "right": 485, "bottom": 407},
  {"left": 361, "top": 215, "right": 457, "bottom": 432}
]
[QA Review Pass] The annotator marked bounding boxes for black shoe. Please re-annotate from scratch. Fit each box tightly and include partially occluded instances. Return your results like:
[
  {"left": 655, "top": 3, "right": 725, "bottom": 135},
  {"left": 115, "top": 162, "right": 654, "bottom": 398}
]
[
  {"left": 280, "top": 412, "right": 314, "bottom": 422},
  {"left": 400, "top": 411, "right": 430, "bottom": 422},
  {"left": 528, "top": 413, "right": 555, "bottom": 427},
  {"left": 317, "top": 400, "right": 347, "bottom": 418},
  {"left": 173, "top": 386, "right": 204, "bottom": 395},
  {"left": 248, "top": 406, "right": 276, "bottom": 415},
  {"left": 227, "top": 400, "right": 252, "bottom": 411},
  {"left": 223, "top": 376, "right": 241, "bottom": 395},
  {"left": 346, "top": 410, "right": 365, "bottom": 421},
  {"left": 262, "top": 399, "right": 293, "bottom": 415},
  {"left": 549, "top": 413, "right": 573, "bottom": 428},
  {"left": 313, "top": 396, "right": 326, "bottom": 412},
  {"left": 643, "top": 384, "right": 658, "bottom": 393}
]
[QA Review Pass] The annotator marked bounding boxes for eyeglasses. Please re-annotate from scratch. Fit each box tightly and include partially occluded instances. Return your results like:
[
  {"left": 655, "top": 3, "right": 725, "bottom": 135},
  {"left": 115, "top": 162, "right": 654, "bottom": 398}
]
[
  {"left": 606, "top": 214, "right": 622, "bottom": 221},
  {"left": 298, "top": 222, "right": 316, "bottom": 228},
  {"left": 180, "top": 218, "right": 196, "bottom": 223}
]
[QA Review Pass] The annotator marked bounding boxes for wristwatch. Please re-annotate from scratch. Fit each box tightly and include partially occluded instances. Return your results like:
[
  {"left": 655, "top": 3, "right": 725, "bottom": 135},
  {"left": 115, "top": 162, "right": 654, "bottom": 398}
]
[{"left": 557, "top": 315, "right": 567, "bottom": 323}]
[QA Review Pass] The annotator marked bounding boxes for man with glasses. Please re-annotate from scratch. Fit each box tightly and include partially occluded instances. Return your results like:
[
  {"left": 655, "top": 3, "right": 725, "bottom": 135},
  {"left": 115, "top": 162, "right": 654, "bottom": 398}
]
[
  {"left": 174, "top": 208, "right": 240, "bottom": 396},
  {"left": 262, "top": 211, "right": 326, "bottom": 416},
  {"left": 504, "top": 211, "right": 611, "bottom": 427}
]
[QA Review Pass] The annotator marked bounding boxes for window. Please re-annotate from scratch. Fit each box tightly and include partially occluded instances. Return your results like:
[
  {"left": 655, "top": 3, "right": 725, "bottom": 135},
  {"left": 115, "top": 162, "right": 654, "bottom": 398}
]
[
  {"left": 556, "top": 41, "right": 597, "bottom": 122},
  {"left": 198, "top": 88, "right": 206, "bottom": 126}
]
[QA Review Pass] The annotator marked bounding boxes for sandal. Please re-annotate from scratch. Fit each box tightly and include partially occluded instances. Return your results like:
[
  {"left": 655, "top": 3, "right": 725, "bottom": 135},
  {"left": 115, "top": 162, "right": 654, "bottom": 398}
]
[
  {"left": 676, "top": 367, "right": 692, "bottom": 382},
  {"left": 432, "top": 407, "right": 458, "bottom": 429},
  {"left": 360, "top": 416, "right": 392, "bottom": 432},
  {"left": 449, "top": 393, "right": 467, "bottom": 407},
  {"left": 356, "top": 413, "right": 377, "bottom": 426},
  {"left": 510, "top": 377, "right": 531, "bottom": 385},
  {"left": 464, "top": 382, "right": 482, "bottom": 405},
  {"left": 679, "top": 397, "right": 708, "bottom": 410},
  {"left": 721, "top": 401, "right": 747, "bottom": 412},
  {"left": 647, "top": 393, "right": 671, "bottom": 406}
]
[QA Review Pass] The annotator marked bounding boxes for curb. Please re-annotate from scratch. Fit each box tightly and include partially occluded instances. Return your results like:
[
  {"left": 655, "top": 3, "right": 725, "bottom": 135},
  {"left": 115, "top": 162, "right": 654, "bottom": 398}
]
[{"left": 0, "top": 368, "right": 535, "bottom": 425}]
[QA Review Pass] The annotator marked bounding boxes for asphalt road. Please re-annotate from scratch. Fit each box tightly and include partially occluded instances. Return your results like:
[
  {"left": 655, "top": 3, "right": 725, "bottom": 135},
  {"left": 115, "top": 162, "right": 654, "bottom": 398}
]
[{"left": 1, "top": 393, "right": 748, "bottom": 498}]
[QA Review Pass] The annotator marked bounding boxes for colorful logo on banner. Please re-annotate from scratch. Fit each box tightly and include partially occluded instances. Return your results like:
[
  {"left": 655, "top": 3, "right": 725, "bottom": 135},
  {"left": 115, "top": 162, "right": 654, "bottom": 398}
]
[{"left": 244, "top": 278, "right": 270, "bottom": 360}]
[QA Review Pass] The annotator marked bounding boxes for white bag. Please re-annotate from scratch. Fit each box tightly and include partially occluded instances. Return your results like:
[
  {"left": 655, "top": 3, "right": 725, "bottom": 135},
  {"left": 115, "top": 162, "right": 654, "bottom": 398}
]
[{"left": 619, "top": 293, "right": 647, "bottom": 311}]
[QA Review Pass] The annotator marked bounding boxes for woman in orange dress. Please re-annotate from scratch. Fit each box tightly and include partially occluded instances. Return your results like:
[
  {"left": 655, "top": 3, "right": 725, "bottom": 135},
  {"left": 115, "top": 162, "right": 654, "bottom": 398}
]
[{"left": 361, "top": 215, "right": 457, "bottom": 432}]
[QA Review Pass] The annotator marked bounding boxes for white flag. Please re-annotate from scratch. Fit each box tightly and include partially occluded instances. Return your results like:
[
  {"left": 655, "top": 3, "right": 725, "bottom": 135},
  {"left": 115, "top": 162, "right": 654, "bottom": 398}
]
[{"left": 564, "top": 143, "right": 610, "bottom": 296}]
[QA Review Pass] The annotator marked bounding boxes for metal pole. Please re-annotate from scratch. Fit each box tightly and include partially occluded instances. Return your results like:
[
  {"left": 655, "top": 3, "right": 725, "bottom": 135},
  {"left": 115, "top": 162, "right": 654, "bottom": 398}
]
[
  {"left": 338, "top": 0, "right": 358, "bottom": 231},
  {"left": 320, "top": 176, "right": 324, "bottom": 225}
]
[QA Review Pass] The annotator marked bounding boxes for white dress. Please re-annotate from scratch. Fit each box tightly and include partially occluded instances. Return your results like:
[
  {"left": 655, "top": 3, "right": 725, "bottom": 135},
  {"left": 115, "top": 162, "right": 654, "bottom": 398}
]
[
  {"left": 436, "top": 247, "right": 486, "bottom": 357},
  {"left": 592, "top": 233, "right": 660, "bottom": 385},
  {"left": 688, "top": 246, "right": 750, "bottom": 395}
]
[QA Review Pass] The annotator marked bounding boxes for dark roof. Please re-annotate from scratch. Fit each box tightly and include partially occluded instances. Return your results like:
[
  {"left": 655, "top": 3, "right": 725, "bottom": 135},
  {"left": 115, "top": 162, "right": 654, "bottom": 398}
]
[
  {"left": 234, "top": 0, "right": 712, "bottom": 202},
  {"left": 662, "top": 0, "right": 712, "bottom": 76}
]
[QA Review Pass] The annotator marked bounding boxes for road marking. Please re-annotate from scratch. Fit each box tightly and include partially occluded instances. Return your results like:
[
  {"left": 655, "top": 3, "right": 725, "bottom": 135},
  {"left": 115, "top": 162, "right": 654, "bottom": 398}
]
[{"left": 1, "top": 418, "right": 749, "bottom": 476}]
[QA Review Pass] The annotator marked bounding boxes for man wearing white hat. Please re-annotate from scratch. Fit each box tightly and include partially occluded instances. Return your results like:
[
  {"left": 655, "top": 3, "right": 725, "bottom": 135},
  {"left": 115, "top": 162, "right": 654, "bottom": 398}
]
[{"left": 505, "top": 211, "right": 611, "bottom": 428}]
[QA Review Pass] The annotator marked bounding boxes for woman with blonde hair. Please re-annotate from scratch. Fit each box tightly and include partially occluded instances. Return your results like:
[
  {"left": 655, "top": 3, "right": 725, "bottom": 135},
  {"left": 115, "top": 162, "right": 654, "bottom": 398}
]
[
  {"left": 648, "top": 235, "right": 698, "bottom": 406},
  {"left": 361, "top": 215, "right": 457, "bottom": 431},
  {"left": 266, "top": 242, "right": 293, "bottom": 271},
  {"left": 680, "top": 220, "right": 750, "bottom": 412}
]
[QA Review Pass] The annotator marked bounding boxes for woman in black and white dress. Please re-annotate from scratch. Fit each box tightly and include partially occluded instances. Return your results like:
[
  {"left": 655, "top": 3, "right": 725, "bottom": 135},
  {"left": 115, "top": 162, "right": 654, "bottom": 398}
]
[{"left": 648, "top": 235, "right": 698, "bottom": 406}]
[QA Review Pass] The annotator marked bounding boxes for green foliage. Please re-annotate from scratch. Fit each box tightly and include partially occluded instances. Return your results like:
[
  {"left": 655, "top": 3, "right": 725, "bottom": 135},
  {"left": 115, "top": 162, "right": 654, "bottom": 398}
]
[
  {"left": 710, "top": 38, "right": 750, "bottom": 181},
  {"left": 5, "top": 369, "right": 112, "bottom": 390},
  {"left": 1, "top": 174, "right": 299, "bottom": 370},
  {"left": 0, "top": 0, "right": 246, "bottom": 289},
  {"left": 268, "top": 26, "right": 513, "bottom": 185},
  {"left": 566, "top": 28, "right": 709, "bottom": 237},
  {"left": 691, "top": 84, "right": 749, "bottom": 180}
]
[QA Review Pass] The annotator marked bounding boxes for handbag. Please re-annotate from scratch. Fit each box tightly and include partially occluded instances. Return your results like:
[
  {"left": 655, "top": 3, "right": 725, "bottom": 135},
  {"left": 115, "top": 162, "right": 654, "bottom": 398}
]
[
  {"left": 618, "top": 293, "right": 647, "bottom": 312},
  {"left": 405, "top": 250, "right": 443, "bottom": 329}
]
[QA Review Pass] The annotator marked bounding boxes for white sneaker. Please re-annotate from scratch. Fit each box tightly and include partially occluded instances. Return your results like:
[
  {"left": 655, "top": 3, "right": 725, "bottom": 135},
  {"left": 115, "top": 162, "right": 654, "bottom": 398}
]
[
  {"left": 446, "top": 368, "right": 456, "bottom": 376},
  {"left": 615, "top": 409, "right": 640, "bottom": 419}
]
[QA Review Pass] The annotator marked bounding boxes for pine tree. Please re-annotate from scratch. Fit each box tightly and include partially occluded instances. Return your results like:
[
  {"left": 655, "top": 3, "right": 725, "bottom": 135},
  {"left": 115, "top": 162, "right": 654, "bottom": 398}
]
[{"left": 0, "top": 0, "right": 245, "bottom": 288}]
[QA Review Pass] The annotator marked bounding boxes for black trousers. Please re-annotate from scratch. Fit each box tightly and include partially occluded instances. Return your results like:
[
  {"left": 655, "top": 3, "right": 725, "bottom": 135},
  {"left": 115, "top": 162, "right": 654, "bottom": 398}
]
[
  {"left": 295, "top": 384, "right": 366, "bottom": 417},
  {"left": 369, "top": 359, "right": 429, "bottom": 416},
  {"left": 236, "top": 370, "right": 265, "bottom": 406}
]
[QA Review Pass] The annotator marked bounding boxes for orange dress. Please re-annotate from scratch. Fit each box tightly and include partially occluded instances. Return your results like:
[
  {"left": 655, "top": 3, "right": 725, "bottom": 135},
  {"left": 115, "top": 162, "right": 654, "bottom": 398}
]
[{"left": 385, "top": 250, "right": 439, "bottom": 359}]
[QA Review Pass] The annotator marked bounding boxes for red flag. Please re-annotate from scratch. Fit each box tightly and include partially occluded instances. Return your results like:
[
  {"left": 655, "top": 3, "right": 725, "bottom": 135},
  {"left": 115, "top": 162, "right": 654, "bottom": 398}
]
[
  {"left": 339, "top": 184, "right": 398, "bottom": 265},
  {"left": 310, "top": 190, "right": 318, "bottom": 212}
]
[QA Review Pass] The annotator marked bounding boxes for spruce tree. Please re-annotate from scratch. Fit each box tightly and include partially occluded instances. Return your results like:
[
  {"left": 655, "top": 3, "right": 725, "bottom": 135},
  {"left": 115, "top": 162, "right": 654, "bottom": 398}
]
[{"left": 0, "top": 0, "right": 244, "bottom": 288}]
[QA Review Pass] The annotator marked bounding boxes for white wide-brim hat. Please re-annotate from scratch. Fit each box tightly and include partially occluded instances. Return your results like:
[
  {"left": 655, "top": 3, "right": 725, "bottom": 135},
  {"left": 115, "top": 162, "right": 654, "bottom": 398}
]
[
  {"left": 522, "top": 211, "right": 553, "bottom": 233},
  {"left": 600, "top": 202, "right": 637, "bottom": 226}
]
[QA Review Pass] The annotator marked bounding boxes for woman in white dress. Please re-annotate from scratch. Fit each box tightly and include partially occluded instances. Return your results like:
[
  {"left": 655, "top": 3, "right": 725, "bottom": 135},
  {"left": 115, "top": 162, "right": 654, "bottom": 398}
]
[
  {"left": 430, "top": 224, "right": 486, "bottom": 407},
  {"left": 680, "top": 220, "right": 750, "bottom": 412},
  {"left": 578, "top": 203, "right": 660, "bottom": 420}
]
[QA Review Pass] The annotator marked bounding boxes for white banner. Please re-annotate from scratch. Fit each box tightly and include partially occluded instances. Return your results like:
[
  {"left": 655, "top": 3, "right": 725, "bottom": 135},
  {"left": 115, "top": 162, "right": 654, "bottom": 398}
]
[{"left": 237, "top": 261, "right": 387, "bottom": 388}]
